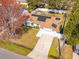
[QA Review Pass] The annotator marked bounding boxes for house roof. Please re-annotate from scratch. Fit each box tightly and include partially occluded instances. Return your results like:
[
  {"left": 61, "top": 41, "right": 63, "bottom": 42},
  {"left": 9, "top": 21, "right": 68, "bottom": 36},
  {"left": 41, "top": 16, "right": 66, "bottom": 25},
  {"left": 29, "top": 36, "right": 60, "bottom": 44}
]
[
  {"left": 32, "top": 14, "right": 51, "bottom": 22},
  {"left": 30, "top": 13, "right": 64, "bottom": 32}
]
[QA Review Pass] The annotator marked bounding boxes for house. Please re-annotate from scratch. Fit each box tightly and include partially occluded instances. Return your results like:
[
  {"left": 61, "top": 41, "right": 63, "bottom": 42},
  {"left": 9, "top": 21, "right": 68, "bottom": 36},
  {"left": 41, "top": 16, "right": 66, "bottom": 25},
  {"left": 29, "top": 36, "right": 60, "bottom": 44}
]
[
  {"left": 32, "top": 8, "right": 67, "bottom": 14},
  {"left": 75, "top": 44, "right": 79, "bottom": 55},
  {"left": 16, "top": 0, "right": 28, "bottom": 8},
  {"left": 30, "top": 8, "right": 66, "bottom": 32}
]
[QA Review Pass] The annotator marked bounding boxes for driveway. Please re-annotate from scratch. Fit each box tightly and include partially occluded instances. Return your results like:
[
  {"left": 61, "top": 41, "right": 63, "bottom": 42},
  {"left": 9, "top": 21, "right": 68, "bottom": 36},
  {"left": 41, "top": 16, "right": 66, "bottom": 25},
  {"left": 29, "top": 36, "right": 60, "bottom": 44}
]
[
  {"left": 36, "top": 28, "right": 62, "bottom": 38},
  {"left": 27, "top": 28, "right": 62, "bottom": 59}
]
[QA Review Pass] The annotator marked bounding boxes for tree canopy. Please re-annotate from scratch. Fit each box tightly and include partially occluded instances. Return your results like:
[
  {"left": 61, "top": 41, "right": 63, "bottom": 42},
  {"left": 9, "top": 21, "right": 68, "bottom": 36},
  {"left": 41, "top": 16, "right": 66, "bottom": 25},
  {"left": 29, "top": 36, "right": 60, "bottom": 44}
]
[
  {"left": 0, "top": 0, "right": 29, "bottom": 39},
  {"left": 47, "top": 0, "right": 67, "bottom": 9},
  {"left": 64, "top": 0, "right": 79, "bottom": 46},
  {"left": 27, "top": 0, "right": 69, "bottom": 10}
]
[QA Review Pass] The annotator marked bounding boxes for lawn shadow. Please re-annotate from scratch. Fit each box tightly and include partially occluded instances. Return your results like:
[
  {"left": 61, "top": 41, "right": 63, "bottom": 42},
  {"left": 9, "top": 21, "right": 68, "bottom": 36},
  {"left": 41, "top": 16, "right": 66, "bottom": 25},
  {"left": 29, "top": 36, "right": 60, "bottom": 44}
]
[
  {"left": 12, "top": 42, "right": 33, "bottom": 51},
  {"left": 48, "top": 55, "right": 58, "bottom": 59}
]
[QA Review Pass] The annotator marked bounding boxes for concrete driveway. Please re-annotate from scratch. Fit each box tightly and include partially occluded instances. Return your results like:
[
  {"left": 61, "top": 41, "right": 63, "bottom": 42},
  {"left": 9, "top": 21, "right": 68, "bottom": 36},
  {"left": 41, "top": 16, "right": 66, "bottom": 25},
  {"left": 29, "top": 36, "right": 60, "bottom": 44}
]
[
  {"left": 27, "top": 28, "right": 62, "bottom": 59},
  {"left": 27, "top": 34, "right": 53, "bottom": 59}
]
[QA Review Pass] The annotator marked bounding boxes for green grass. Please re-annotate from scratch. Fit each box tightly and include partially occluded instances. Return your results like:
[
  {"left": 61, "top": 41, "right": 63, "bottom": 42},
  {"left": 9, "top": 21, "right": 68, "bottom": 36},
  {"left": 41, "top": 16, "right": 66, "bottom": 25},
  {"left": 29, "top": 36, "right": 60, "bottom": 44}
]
[
  {"left": 48, "top": 38, "right": 73, "bottom": 59},
  {"left": 75, "top": 38, "right": 79, "bottom": 44},
  {"left": 18, "top": 28, "right": 39, "bottom": 48},
  {"left": 0, "top": 28, "right": 39, "bottom": 56},
  {"left": 48, "top": 38, "right": 59, "bottom": 59},
  {"left": 0, "top": 40, "right": 31, "bottom": 56}
]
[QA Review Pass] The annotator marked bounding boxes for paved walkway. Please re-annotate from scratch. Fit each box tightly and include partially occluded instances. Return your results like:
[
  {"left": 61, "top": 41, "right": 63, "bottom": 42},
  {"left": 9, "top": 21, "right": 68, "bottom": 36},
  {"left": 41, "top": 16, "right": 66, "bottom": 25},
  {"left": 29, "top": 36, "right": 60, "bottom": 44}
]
[{"left": 0, "top": 48, "right": 32, "bottom": 59}]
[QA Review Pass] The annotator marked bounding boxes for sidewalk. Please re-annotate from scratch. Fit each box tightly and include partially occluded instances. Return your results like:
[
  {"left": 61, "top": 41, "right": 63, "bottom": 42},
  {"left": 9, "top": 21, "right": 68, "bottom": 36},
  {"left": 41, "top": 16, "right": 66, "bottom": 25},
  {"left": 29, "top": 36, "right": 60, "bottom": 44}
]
[{"left": 0, "top": 48, "right": 32, "bottom": 59}]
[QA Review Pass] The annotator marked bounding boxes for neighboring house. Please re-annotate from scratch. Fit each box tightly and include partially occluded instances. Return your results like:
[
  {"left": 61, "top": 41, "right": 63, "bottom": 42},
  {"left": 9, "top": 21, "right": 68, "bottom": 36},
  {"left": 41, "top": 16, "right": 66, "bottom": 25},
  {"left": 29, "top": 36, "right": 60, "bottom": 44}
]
[
  {"left": 32, "top": 8, "right": 67, "bottom": 14},
  {"left": 17, "top": 0, "right": 28, "bottom": 8},
  {"left": 17, "top": 0, "right": 27, "bottom": 3},
  {"left": 75, "top": 44, "right": 79, "bottom": 55},
  {"left": 30, "top": 8, "right": 66, "bottom": 32}
]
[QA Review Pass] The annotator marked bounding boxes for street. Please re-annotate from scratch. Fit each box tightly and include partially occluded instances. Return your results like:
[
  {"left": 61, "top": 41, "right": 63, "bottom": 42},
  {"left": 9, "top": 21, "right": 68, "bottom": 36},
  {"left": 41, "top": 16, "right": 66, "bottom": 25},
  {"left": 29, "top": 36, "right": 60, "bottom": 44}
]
[{"left": 0, "top": 48, "right": 32, "bottom": 59}]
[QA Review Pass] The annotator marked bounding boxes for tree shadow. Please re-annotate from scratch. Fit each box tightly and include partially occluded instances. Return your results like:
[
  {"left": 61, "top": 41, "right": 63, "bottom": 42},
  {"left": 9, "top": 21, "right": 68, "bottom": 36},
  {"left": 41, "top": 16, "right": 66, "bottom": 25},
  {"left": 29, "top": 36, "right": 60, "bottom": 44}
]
[
  {"left": 48, "top": 55, "right": 58, "bottom": 59},
  {"left": 13, "top": 42, "right": 33, "bottom": 51}
]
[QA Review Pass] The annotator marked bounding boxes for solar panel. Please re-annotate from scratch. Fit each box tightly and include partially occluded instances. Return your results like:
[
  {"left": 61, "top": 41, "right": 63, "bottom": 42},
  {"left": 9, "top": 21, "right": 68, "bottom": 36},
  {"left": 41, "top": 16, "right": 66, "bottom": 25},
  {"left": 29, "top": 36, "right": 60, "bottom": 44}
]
[
  {"left": 32, "top": 14, "right": 51, "bottom": 22},
  {"left": 37, "top": 16, "right": 47, "bottom": 22}
]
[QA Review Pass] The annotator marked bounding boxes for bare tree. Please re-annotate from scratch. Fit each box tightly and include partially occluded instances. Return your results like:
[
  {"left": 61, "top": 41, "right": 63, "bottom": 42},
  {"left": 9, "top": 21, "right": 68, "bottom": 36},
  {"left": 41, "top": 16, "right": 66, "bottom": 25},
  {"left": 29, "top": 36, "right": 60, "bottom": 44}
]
[{"left": 0, "top": 0, "right": 29, "bottom": 40}]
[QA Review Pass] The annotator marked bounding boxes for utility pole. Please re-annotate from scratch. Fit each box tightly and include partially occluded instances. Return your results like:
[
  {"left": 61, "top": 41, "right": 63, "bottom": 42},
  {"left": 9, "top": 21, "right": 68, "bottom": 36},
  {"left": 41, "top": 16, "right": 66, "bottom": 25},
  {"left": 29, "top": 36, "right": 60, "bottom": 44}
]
[
  {"left": 58, "top": 13, "right": 67, "bottom": 59},
  {"left": 58, "top": 38, "right": 62, "bottom": 59}
]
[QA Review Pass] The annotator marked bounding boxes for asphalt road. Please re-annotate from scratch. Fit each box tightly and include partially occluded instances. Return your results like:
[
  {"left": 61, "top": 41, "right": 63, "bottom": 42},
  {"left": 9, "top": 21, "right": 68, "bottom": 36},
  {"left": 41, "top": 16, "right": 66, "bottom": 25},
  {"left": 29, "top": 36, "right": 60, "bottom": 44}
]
[{"left": 0, "top": 48, "right": 32, "bottom": 59}]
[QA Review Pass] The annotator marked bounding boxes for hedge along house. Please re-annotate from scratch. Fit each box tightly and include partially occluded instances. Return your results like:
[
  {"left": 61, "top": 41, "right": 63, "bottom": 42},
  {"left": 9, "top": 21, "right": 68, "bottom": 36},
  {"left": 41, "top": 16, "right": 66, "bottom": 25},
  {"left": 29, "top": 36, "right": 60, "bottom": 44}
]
[{"left": 30, "top": 8, "right": 66, "bottom": 32}]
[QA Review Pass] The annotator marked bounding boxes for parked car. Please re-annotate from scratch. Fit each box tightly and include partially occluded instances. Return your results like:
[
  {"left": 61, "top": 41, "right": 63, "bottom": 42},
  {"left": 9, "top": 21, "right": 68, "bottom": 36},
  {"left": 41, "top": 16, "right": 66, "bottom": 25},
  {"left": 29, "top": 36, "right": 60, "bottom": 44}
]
[{"left": 25, "top": 20, "right": 38, "bottom": 27}]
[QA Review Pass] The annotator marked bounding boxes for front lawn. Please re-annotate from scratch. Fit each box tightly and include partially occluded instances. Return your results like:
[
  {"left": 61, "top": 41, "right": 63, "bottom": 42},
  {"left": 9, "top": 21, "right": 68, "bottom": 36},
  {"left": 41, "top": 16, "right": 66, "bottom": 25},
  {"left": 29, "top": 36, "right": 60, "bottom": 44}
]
[
  {"left": 15, "top": 28, "right": 39, "bottom": 48},
  {"left": 48, "top": 37, "right": 73, "bottom": 59},
  {"left": 0, "top": 40, "right": 30, "bottom": 56},
  {"left": 0, "top": 28, "right": 39, "bottom": 56},
  {"left": 48, "top": 38, "right": 59, "bottom": 59}
]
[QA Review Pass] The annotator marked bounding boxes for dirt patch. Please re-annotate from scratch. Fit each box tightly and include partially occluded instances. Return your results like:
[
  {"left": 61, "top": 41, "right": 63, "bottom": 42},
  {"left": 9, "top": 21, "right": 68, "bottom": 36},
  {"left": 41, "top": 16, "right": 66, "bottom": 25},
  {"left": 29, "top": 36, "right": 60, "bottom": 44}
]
[
  {"left": 10, "top": 28, "right": 39, "bottom": 49},
  {"left": 62, "top": 44, "right": 73, "bottom": 59}
]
